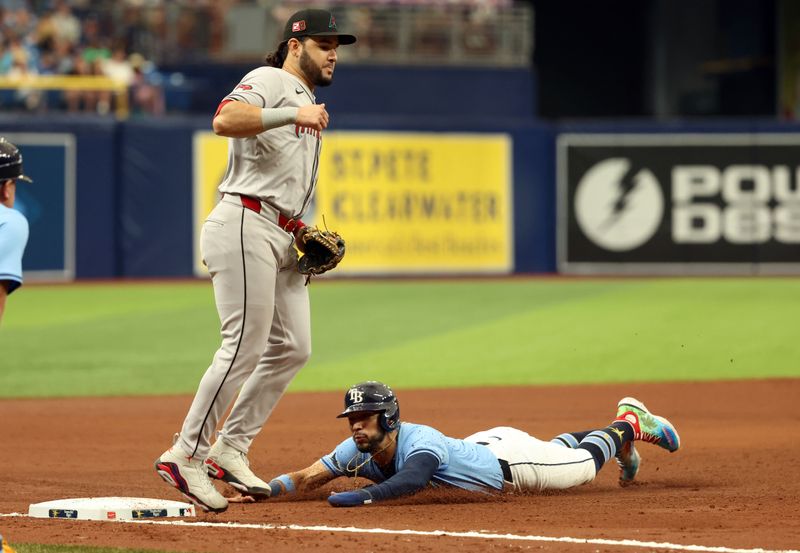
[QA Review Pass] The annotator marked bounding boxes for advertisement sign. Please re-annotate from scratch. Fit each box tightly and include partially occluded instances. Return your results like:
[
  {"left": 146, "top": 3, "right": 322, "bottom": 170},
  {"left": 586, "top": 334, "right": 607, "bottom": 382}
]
[
  {"left": 193, "top": 131, "right": 513, "bottom": 276},
  {"left": 558, "top": 134, "right": 800, "bottom": 274},
  {"left": 4, "top": 133, "right": 75, "bottom": 281},
  {"left": 317, "top": 132, "right": 513, "bottom": 274},
  {"left": 192, "top": 131, "right": 228, "bottom": 276}
]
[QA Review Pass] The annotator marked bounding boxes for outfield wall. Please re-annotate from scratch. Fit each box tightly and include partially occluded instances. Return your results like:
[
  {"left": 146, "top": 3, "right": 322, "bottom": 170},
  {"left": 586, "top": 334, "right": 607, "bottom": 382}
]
[
  {"left": 1, "top": 117, "right": 118, "bottom": 279},
  {"left": 2, "top": 115, "right": 798, "bottom": 279}
]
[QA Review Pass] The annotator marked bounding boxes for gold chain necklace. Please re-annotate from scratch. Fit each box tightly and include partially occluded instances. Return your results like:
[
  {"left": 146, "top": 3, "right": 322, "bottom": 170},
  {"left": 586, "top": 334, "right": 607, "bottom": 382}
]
[{"left": 346, "top": 434, "right": 396, "bottom": 485}]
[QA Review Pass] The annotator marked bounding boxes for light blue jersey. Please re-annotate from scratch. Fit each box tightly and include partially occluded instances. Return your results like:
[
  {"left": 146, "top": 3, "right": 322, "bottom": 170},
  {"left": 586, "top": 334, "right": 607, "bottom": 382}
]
[
  {"left": 320, "top": 422, "right": 504, "bottom": 491},
  {"left": 0, "top": 205, "right": 29, "bottom": 294}
]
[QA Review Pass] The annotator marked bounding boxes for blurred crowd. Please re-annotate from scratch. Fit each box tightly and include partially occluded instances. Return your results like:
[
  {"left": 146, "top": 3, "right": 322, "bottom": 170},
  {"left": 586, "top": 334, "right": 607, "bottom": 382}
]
[
  {"left": 0, "top": 0, "right": 516, "bottom": 116},
  {"left": 273, "top": 0, "right": 512, "bottom": 59},
  {"left": 0, "top": 0, "right": 190, "bottom": 115}
]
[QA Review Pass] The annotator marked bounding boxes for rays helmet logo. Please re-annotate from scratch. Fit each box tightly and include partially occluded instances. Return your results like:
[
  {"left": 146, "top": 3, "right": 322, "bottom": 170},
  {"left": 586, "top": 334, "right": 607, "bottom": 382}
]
[
  {"left": 574, "top": 158, "right": 664, "bottom": 251},
  {"left": 348, "top": 388, "right": 364, "bottom": 403}
]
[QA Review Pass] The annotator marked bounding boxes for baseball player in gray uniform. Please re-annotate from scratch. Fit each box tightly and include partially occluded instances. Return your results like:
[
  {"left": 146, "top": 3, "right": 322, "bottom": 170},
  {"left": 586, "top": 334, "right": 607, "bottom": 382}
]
[{"left": 155, "top": 8, "right": 356, "bottom": 513}]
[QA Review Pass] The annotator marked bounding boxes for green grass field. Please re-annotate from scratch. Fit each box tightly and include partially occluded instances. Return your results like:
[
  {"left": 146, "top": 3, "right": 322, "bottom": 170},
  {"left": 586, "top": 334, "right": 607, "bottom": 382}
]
[
  {"left": 1, "top": 277, "right": 798, "bottom": 553},
  {"left": 0, "top": 277, "right": 797, "bottom": 398}
]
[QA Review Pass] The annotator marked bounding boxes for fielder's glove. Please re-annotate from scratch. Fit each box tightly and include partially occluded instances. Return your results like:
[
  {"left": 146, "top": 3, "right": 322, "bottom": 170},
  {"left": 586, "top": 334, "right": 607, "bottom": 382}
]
[{"left": 296, "top": 226, "right": 345, "bottom": 276}]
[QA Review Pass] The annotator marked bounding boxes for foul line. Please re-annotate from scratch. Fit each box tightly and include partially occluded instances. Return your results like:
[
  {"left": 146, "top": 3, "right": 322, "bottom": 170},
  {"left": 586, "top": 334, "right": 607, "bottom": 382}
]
[{"left": 1, "top": 512, "right": 797, "bottom": 553}]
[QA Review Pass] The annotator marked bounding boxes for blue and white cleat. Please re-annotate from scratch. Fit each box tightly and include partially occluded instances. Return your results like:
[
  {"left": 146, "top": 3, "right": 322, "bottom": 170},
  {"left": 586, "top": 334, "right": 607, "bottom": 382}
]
[
  {"left": 615, "top": 441, "right": 641, "bottom": 486},
  {"left": 615, "top": 397, "right": 681, "bottom": 453}
]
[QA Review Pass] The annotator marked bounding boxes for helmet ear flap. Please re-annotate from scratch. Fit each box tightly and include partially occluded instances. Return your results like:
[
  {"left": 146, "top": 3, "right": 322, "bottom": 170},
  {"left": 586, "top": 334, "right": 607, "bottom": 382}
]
[{"left": 380, "top": 402, "right": 399, "bottom": 431}]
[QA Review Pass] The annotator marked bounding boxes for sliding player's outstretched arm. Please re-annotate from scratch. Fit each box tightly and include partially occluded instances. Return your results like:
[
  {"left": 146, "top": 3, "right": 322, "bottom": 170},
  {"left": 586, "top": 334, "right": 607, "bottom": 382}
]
[{"left": 267, "top": 460, "right": 339, "bottom": 497}]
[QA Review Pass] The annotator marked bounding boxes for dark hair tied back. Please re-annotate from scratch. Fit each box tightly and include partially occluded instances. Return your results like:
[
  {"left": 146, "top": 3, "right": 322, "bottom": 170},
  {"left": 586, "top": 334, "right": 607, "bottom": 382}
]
[{"left": 264, "top": 42, "right": 288, "bottom": 67}]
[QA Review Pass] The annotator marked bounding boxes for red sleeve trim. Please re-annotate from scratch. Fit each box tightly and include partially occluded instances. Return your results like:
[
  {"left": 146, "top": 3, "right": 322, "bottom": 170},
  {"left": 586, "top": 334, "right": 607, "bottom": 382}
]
[{"left": 214, "top": 99, "right": 234, "bottom": 119}]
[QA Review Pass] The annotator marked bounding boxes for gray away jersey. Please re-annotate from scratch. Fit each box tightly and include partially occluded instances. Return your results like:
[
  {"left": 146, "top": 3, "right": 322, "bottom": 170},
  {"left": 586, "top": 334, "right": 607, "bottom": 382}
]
[{"left": 218, "top": 66, "right": 322, "bottom": 218}]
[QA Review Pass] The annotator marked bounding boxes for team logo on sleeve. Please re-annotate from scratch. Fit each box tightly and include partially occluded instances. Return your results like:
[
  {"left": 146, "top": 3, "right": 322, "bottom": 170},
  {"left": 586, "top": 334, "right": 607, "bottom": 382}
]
[{"left": 235, "top": 84, "right": 252, "bottom": 91}]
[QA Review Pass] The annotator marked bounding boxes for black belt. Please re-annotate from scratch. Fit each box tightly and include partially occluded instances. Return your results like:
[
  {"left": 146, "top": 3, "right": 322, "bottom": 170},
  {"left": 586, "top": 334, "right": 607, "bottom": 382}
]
[{"left": 498, "top": 458, "right": 513, "bottom": 483}]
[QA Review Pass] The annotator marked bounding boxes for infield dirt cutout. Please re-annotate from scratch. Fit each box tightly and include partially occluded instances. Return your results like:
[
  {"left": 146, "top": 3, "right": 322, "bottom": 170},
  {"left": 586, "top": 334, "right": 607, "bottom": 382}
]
[{"left": 1, "top": 380, "right": 798, "bottom": 552}]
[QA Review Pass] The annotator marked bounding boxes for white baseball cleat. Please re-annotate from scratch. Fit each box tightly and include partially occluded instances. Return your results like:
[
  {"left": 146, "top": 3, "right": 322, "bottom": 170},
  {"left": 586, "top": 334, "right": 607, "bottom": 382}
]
[
  {"left": 205, "top": 439, "right": 272, "bottom": 499},
  {"left": 155, "top": 446, "right": 228, "bottom": 513}
]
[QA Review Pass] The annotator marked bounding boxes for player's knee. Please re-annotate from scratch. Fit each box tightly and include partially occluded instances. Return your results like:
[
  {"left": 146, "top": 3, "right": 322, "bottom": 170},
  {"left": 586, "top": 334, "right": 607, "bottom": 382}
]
[{"left": 285, "top": 341, "right": 311, "bottom": 369}]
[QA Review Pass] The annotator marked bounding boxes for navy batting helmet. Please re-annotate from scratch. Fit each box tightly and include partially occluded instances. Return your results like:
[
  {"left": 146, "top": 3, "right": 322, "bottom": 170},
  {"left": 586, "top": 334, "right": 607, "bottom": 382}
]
[
  {"left": 0, "top": 138, "right": 33, "bottom": 183},
  {"left": 337, "top": 381, "right": 400, "bottom": 432}
]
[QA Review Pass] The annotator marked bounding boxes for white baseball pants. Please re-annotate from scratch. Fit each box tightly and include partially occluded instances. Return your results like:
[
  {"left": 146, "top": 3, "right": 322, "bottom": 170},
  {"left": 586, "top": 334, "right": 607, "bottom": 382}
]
[{"left": 465, "top": 426, "right": 597, "bottom": 492}]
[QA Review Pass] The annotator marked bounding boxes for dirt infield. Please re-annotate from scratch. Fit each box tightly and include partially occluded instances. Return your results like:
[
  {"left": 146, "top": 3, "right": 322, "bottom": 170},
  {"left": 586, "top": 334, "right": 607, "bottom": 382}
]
[{"left": 1, "top": 380, "right": 798, "bottom": 553}]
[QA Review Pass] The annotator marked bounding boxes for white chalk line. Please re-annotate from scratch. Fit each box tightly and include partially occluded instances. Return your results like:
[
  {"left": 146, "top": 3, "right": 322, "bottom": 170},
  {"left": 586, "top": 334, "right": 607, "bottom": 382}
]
[{"left": 1, "top": 512, "right": 797, "bottom": 553}]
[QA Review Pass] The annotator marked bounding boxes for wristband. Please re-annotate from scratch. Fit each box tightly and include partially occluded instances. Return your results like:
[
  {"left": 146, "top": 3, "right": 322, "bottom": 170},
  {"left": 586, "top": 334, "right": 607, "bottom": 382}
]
[
  {"left": 261, "top": 107, "right": 299, "bottom": 131},
  {"left": 268, "top": 474, "right": 296, "bottom": 496}
]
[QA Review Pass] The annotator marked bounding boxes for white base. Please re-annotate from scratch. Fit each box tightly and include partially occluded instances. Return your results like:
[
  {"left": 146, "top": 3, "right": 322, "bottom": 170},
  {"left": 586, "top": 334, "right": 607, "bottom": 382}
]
[{"left": 28, "top": 497, "right": 196, "bottom": 520}]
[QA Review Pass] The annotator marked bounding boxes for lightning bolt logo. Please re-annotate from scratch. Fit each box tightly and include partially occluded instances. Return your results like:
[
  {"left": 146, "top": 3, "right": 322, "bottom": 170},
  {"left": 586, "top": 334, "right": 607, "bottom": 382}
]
[
  {"left": 599, "top": 165, "right": 642, "bottom": 232},
  {"left": 574, "top": 157, "right": 664, "bottom": 252}
]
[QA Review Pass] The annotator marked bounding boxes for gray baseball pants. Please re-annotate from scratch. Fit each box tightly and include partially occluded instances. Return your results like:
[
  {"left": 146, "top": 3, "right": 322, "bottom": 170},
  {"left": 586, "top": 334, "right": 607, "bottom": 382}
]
[{"left": 177, "top": 194, "right": 311, "bottom": 460}]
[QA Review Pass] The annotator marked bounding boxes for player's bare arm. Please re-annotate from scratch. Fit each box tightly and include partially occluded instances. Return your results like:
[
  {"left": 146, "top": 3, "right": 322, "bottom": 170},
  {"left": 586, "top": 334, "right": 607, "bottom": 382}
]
[
  {"left": 266, "top": 460, "right": 337, "bottom": 497},
  {"left": 289, "top": 460, "right": 337, "bottom": 491},
  {"left": 212, "top": 101, "right": 267, "bottom": 138},
  {"left": 212, "top": 101, "right": 328, "bottom": 138}
]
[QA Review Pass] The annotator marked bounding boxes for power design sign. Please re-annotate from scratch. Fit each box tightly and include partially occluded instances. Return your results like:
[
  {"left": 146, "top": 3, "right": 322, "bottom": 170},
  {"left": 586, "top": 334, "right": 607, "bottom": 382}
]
[{"left": 558, "top": 134, "right": 800, "bottom": 274}]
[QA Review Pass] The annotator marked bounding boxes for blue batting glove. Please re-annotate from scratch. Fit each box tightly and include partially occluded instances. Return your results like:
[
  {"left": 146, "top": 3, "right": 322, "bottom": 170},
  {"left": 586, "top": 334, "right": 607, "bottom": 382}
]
[{"left": 328, "top": 489, "right": 373, "bottom": 507}]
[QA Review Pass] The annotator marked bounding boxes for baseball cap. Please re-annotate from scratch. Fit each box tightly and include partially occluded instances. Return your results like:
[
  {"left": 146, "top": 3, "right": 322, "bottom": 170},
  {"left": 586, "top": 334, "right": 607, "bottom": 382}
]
[
  {"left": 282, "top": 9, "right": 357, "bottom": 45},
  {"left": 0, "top": 137, "right": 33, "bottom": 183}
]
